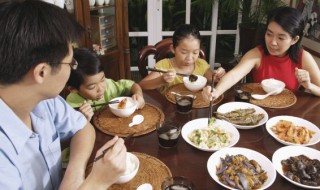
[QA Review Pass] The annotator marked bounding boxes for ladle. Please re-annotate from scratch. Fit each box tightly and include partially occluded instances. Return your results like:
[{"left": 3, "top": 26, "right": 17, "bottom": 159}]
[
  {"left": 129, "top": 114, "right": 144, "bottom": 127},
  {"left": 147, "top": 67, "right": 198, "bottom": 82},
  {"left": 251, "top": 89, "right": 281, "bottom": 100}
]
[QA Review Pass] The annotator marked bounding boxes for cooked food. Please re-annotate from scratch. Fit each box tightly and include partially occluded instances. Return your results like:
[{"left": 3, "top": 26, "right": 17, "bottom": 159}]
[
  {"left": 281, "top": 155, "right": 320, "bottom": 186},
  {"left": 188, "top": 118, "right": 231, "bottom": 150},
  {"left": 117, "top": 98, "right": 127, "bottom": 109},
  {"left": 216, "top": 154, "right": 268, "bottom": 190},
  {"left": 271, "top": 120, "right": 315, "bottom": 144},
  {"left": 215, "top": 108, "right": 264, "bottom": 126}
]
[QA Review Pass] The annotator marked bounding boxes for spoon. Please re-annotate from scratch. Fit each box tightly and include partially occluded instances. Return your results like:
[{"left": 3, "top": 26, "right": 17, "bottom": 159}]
[
  {"left": 129, "top": 114, "right": 144, "bottom": 127},
  {"left": 251, "top": 89, "right": 281, "bottom": 100},
  {"left": 136, "top": 183, "right": 153, "bottom": 190},
  {"left": 147, "top": 67, "right": 198, "bottom": 82}
]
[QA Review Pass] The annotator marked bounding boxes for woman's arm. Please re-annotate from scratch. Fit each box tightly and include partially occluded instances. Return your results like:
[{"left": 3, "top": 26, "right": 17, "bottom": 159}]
[
  {"left": 296, "top": 50, "right": 320, "bottom": 96},
  {"left": 202, "top": 48, "right": 261, "bottom": 101}
]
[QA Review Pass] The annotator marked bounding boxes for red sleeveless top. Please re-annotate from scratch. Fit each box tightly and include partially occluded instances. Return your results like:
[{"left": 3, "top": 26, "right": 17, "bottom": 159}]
[{"left": 252, "top": 46, "right": 303, "bottom": 91}]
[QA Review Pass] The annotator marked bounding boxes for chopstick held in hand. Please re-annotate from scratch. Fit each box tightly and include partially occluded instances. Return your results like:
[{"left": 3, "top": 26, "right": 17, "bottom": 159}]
[
  {"left": 208, "top": 75, "right": 215, "bottom": 124},
  {"left": 74, "top": 100, "right": 119, "bottom": 110},
  {"left": 94, "top": 133, "right": 135, "bottom": 162}
]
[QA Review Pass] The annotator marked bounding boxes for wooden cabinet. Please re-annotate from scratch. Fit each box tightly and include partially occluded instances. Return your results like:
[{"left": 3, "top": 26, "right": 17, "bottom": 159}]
[{"left": 72, "top": 0, "right": 131, "bottom": 80}]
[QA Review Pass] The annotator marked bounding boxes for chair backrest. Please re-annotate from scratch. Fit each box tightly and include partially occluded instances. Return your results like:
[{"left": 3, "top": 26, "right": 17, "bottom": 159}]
[{"left": 137, "top": 38, "right": 206, "bottom": 78}]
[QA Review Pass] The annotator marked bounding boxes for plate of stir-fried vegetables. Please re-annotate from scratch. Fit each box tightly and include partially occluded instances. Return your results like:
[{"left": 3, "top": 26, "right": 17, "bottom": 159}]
[
  {"left": 182, "top": 118, "right": 239, "bottom": 152},
  {"left": 207, "top": 147, "right": 276, "bottom": 190}
]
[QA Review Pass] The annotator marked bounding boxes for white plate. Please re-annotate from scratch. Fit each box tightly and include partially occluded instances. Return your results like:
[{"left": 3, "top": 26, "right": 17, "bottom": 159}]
[
  {"left": 181, "top": 118, "right": 239, "bottom": 152},
  {"left": 266, "top": 115, "right": 320, "bottom": 146},
  {"left": 272, "top": 146, "right": 320, "bottom": 189},
  {"left": 217, "top": 102, "right": 268, "bottom": 129},
  {"left": 207, "top": 147, "right": 276, "bottom": 190}
]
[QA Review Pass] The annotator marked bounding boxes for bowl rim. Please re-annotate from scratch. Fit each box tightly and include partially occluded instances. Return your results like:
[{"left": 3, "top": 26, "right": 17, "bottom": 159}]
[
  {"left": 261, "top": 78, "right": 285, "bottom": 88},
  {"left": 118, "top": 152, "right": 140, "bottom": 178},
  {"left": 183, "top": 75, "right": 207, "bottom": 86},
  {"left": 109, "top": 97, "right": 137, "bottom": 110}
]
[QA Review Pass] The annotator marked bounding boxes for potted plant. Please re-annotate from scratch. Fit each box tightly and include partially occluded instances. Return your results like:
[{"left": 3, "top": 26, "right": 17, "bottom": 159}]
[{"left": 220, "top": 0, "right": 286, "bottom": 54}]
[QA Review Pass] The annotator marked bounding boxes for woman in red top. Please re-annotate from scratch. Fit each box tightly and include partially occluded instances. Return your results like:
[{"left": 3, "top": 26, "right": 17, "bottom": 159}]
[{"left": 203, "top": 6, "right": 320, "bottom": 100}]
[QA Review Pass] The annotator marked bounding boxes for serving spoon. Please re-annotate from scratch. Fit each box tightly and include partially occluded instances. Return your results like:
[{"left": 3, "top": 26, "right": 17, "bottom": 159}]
[
  {"left": 129, "top": 114, "right": 144, "bottom": 127},
  {"left": 147, "top": 67, "right": 198, "bottom": 82},
  {"left": 251, "top": 89, "right": 281, "bottom": 100}
]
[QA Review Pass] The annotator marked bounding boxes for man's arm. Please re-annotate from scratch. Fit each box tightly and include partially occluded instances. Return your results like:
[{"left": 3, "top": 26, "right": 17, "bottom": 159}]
[{"left": 60, "top": 122, "right": 95, "bottom": 189}]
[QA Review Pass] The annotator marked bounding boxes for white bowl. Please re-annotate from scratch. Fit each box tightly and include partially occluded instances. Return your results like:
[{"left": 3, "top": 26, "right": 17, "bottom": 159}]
[
  {"left": 116, "top": 152, "right": 140, "bottom": 184},
  {"left": 109, "top": 97, "right": 137, "bottom": 118},
  {"left": 183, "top": 75, "right": 207, "bottom": 92},
  {"left": 261, "top": 78, "right": 285, "bottom": 95},
  {"left": 266, "top": 115, "right": 320, "bottom": 146},
  {"left": 217, "top": 102, "right": 268, "bottom": 129},
  {"left": 207, "top": 147, "right": 276, "bottom": 190},
  {"left": 272, "top": 146, "right": 320, "bottom": 189},
  {"left": 181, "top": 118, "right": 239, "bottom": 152}
]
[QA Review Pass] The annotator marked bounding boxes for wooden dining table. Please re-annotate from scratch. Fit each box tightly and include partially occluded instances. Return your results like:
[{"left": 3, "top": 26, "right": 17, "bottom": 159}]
[{"left": 88, "top": 88, "right": 320, "bottom": 190}]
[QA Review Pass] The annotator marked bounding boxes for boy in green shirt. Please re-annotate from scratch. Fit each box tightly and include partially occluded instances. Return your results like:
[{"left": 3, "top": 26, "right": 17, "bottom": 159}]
[{"left": 66, "top": 48, "right": 145, "bottom": 120}]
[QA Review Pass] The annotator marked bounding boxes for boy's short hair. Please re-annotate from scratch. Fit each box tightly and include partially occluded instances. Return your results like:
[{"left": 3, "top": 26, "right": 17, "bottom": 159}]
[
  {"left": 67, "top": 48, "right": 104, "bottom": 90},
  {"left": 0, "top": 0, "right": 83, "bottom": 85}
]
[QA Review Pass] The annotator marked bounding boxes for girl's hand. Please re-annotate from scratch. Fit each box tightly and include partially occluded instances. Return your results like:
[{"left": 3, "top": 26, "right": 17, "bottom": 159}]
[
  {"left": 78, "top": 101, "right": 94, "bottom": 121},
  {"left": 132, "top": 93, "right": 145, "bottom": 109},
  {"left": 163, "top": 70, "right": 176, "bottom": 83},
  {"left": 214, "top": 67, "right": 226, "bottom": 81},
  {"left": 295, "top": 68, "right": 312, "bottom": 90}
]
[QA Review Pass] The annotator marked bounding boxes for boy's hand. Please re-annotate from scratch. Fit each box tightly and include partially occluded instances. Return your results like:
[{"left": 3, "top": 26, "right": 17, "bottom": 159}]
[
  {"left": 132, "top": 93, "right": 145, "bottom": 109},
  {"left": 78, "top": 101, "right": 94, "bottom": 121}
]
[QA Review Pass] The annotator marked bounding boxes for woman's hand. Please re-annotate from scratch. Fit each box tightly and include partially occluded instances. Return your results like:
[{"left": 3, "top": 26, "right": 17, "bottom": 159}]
[
  {"left": 78, "top": 101, "right": 94, "bottom": 121},
  {"left": 213, "top": 67, "right": 226, "bottom": 81},
  {"left": 132, "top": 93, "right": 145, "bottom": 109},
  {"left": 295, "top": 67, "right": 312, "bottom": 90},
  {"left": 202, "top": 86, "right": 221, "bottom": 102},
  {"left": 163, "top": 70, "right": 176, "bottom": 83}
]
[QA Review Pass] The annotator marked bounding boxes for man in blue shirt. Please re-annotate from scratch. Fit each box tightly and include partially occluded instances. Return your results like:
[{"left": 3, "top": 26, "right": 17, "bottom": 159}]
[{"left": 0, "top": 1, "right": 127, "bottom": 189}]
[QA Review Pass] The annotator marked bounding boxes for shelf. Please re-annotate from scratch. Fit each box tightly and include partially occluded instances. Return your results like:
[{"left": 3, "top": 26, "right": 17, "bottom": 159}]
[{"left": 89, "top": 5, "right": 115, "bottom": 11}]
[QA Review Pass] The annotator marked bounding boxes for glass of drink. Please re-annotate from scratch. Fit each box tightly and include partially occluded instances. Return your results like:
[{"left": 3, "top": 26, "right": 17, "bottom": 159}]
[
  {"left": 161, "top": 176, "right": 194, "bottom": 190},
  {"left": 234, "top": 84, "right": 251, "bottom": 102},
  {"left": 156, "top": 121, "right": 181, "bottom": 148},
  {"left": 175, "top": 91, "right": 194, "bottom": 114}
]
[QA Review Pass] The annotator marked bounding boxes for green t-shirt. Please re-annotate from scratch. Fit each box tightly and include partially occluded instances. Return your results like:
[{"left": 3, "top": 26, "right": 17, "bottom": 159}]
[{"left": 66, "top": 78, "right": 134, "bottom": 111}]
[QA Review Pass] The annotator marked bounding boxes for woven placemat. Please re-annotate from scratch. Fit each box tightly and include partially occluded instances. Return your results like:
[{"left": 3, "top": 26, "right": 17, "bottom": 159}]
[
  {"left": 85, "top": 152, "right": 172, "bottom": 190},
  {"left": 93, "top": 103, "right": 165, "bottom": 137},
  {"left": 165, "top": 83, "right": 224, "bottom": 108},
  {"left": 242, "top": 83, "right": 297, "bottom": 109}
]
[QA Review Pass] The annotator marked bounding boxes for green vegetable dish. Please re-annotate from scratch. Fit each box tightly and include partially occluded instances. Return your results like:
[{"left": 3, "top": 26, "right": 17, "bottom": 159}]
[{"left": 188, "top": 118, "right": 232, "bottom": 150}]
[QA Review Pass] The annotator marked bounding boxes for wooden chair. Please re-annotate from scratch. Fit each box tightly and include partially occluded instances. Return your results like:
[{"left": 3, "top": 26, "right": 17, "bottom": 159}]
[{"left": 137, "top": 38, "right": 206, "bottom": 78}]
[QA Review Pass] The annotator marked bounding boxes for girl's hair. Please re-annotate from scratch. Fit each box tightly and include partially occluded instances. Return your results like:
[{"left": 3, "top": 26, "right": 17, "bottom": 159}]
[
  {"left": 67, "top": 48, "right": 104, "bottom": 90},
  {"left": 172, "top": 24, "right": 201, "bottom": 49},
  {"left": 262, "top": 6, "right": 305, "bottom": 63}
]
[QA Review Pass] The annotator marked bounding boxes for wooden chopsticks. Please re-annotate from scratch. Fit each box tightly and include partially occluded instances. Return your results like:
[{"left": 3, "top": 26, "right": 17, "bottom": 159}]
[
  {"left": 94, "top": 133, "right": 135, "bottom": 162},
  {"left": 74, "top": 100, "right": 119, "bottom": 110},
  {"left": 208, "top": 75, "right": 215, "bottom": 124}
]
